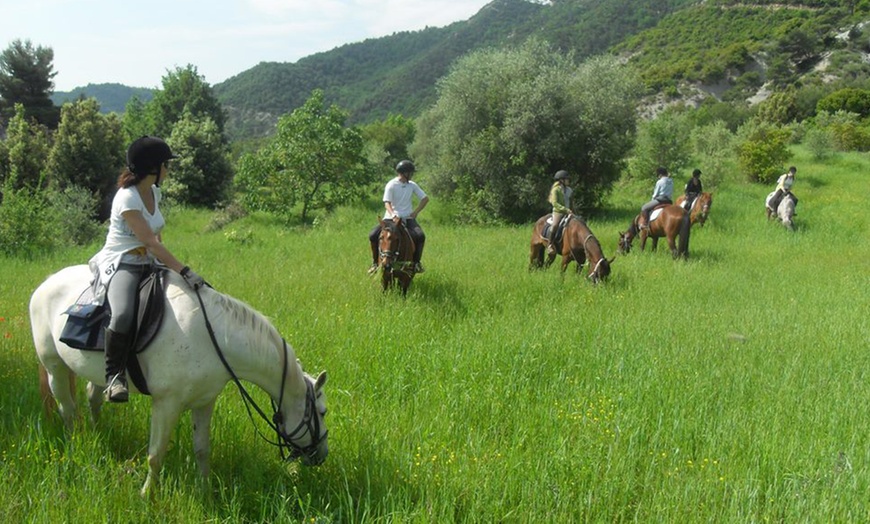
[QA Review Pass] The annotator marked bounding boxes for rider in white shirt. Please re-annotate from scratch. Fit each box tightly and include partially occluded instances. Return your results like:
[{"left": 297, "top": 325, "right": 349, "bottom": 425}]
[{"left": 367, "top": 160, "right": 430, "bottom": 274}]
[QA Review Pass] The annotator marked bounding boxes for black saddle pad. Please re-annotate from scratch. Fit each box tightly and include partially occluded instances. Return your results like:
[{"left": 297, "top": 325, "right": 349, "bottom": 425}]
[{"left": 59, "top": 266, "right": 169, "bottom": 395}]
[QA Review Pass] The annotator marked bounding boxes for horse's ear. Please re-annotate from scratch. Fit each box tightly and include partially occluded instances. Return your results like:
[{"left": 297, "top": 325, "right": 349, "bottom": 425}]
[{"left": 315, "top": 371, "right": 328, "bottom": 389}]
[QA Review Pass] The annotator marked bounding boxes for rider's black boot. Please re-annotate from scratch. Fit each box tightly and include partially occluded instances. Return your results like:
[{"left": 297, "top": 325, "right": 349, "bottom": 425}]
[{"left": 104, "top": 328, "right": 132, "bottom": 403}]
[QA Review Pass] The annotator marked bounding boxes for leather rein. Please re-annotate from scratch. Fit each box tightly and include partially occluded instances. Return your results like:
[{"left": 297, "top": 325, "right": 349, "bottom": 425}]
[{"left": 192, "top": 287, "right": 326, "bottom": 462}]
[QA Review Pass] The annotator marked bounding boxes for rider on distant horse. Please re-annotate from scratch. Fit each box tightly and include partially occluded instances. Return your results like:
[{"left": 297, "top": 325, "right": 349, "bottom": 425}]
[
  {"left": 683, "top": 168, "right": 703, "bottom": 210},
  {"left": 768, "top": 166, "right": 798, "bottom": 214},
  {"left": 546, "top": 170, "right": 573, "bottom": 255},
  {"left": 639, "top": 166, "right": 673, "bottom": 230},
  {"left": 368, "top": 160, "right": 429, "bottom": 274}
]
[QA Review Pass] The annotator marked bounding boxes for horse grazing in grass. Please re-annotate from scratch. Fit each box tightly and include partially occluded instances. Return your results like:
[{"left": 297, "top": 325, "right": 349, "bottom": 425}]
[
  {"left": 676, "top": 192, "right": 713, "bottom": 227},
  {"left": 29, "top": 265, "right": 329, "bottom": 497},
  {"left": 617, "top": 204, "right": 691, "bottom": 259},
  {"left": 376, "top": 217, "right": 416, "bottom": 295},
  {"left": 766, "top": 191, "right": 796, "bottom": 230},
  {"left": 529, "top": 214, "right": 614, "bottom": 282}
]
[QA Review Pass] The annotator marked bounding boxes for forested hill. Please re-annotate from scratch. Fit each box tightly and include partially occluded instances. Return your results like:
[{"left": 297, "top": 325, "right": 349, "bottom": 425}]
[
  {"left": 212, "top": 0, "right": 698, "bottom": 138},
  {"left": 53, "top": 0, "right": 870, "bottom": 141}
]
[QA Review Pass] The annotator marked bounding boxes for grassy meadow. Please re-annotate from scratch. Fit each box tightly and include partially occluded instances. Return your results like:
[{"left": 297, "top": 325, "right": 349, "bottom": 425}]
[{"left": 1, "top": 147, "right": 869, "bottom": 522}]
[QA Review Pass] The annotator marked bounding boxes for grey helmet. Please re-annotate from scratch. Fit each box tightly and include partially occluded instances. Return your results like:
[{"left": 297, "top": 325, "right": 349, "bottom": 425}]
[{"left": 554, "top": 170, "right": 570, "bottom": 181}]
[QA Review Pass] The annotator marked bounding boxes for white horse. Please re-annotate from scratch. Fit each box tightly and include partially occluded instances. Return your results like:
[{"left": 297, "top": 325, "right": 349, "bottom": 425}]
[
  {"left": 29, "top": 265, "right": 328, "bottom": 497},
  {"left": 766, "top": 191, "right": 796, "bottom": 230}
]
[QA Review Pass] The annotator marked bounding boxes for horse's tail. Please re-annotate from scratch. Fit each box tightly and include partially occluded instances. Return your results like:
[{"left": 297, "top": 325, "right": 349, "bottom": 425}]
[{"left": 678, "top": 210, "right": 691, "bottom": 259}]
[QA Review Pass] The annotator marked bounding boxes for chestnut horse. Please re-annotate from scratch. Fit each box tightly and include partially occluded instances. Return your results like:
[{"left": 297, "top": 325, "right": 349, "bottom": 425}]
[
  {"left": 617, "top": 204, "right": 691, "bottom": 259},
  {"left": 376, "top": 217, "right": 416, "bottom": 295},
  {"left": 675, "top": 192, "right": 713, "bottom": 227},
  {"left": 529, "top": 214, "right": 614, "bottom": 282}
]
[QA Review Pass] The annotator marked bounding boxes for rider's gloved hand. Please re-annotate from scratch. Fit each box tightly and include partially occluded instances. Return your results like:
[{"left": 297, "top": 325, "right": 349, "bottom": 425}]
[{"left": 180, "top": 266, "right": 206, "bottom": 290}]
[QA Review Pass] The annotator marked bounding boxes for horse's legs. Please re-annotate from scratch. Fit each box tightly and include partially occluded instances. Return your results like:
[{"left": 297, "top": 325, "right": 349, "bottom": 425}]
[
  {"left": 86, "top": 381, "right": 104, "bottom": 423},
  {"left": 667, "top": 234, "right": 678, "bottom": 258},
  {"left": 651, "top": 237, "right": 659, "bottom": 252},
  {"left": 141, "top": 397, "right": 184, "bottom": 498},
  {"left": 529, "top": 243, "right": 544, "bottom": 270},
  {"left": 191, "top": 400, "right": 217, "bottom": 478},
  {"left": 41, "top": 362, "right": 78, "bottom": 430},
  {"left": 639, "top": 231, "right": 649, "bottom": 251},
  {"left": 544, "top": 250, "right": 556, "bottom": 268}
]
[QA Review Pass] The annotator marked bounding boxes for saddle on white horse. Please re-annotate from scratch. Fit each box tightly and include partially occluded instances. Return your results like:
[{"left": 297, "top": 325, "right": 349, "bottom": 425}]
[{"left": 58, "top": 266, "right": 169, "bottom": 394}]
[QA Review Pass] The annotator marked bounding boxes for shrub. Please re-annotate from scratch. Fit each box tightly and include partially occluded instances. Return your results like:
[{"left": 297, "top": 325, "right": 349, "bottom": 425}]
[
  {"left": 803, "top": 126, "right": 835, "bottom": 159},
  {"left": 49, "top": 185, "right": 104, "bottom": 246},
  {"left": 0, "top": 186, "right": 53, "bottom": 258},
  {"left": 734, "top": 119, "right": 792, "bottom": 183}
]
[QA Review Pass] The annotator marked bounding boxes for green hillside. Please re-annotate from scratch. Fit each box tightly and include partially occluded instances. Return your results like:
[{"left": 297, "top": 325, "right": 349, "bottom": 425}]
[
  {"left": 49, "top": 0, "right": 870, "bottom": 140},
  {"left": 51, "top": 83, "right": 154, "bottom": 114}
]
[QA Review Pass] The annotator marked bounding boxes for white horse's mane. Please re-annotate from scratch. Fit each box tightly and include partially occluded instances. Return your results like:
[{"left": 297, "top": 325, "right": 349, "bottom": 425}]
[{"left": 202, "top": 287, "right": 284, "bottom": 350}]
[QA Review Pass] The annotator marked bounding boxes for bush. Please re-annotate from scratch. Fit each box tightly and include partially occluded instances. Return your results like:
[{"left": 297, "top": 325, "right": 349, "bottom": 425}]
[
  {"left": 0, "top": 186, "right": 53, "bottom": 258},
  {"left": 49, "top": 185, "right": 104, "bottom": 246},
  {"left": 735, "top": 119, "right": 792, "bottom": 183},
  {"left": 803, "top": 126, "right": 835, "bottom": 159}
]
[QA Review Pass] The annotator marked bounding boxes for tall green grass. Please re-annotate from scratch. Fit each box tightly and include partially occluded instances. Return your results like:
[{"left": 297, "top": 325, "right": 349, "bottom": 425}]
[{"left": 1, "top": 147, "right": 868, "bottom": 522}]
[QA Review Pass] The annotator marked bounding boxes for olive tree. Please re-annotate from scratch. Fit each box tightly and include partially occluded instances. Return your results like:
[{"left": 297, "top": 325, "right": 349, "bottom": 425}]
[
  {"left": 233, "top": 90, "right": 375, "bottom": 223},
  {"left": 412, "top": 38, "right": 640, "bottom": 223}
]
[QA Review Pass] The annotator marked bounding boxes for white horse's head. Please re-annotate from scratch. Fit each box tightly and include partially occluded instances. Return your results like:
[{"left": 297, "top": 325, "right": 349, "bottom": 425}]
[{"left": 278, "top": 370, "right": 329, "bottom": 466}]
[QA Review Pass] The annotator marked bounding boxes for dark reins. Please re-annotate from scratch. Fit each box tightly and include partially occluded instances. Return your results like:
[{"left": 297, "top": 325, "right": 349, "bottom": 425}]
[
  {"left": 191, "top": 286, "right": 326, "bottom": 463},
  {"left": 379, "top": 221, "right": 414, "bottom": 275}
]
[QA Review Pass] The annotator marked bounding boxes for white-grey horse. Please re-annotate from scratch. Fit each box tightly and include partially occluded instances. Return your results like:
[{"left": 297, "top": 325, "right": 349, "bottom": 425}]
[
  {"left": 29, "top": 265, "right": 328, "bottom": 497},
  {"left": 766, "top": 191, "right": 796, "bottom": 230}
]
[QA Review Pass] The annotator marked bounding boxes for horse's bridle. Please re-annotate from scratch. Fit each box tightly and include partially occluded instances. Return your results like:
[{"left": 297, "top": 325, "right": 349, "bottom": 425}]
[
  {"left": 192, "top": 287, "right": 327, "bottom": 463},
  {"left": 379, "top": 221, "right": 413, "bottom": 275}
]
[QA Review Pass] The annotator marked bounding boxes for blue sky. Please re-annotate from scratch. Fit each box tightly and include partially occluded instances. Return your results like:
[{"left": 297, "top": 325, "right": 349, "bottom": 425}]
[{"left": 3, "top": 0, "right": 493, "bottom": 91}]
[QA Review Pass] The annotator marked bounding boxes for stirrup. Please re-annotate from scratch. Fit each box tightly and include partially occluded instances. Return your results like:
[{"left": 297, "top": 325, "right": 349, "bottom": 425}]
[
  {"left": 367, "top": 263, "right": 379, "bottom": 275},
  {"left": 414, "top": 262, "right": 425, "bottom": 273},
  {"left": 105, "top": 373, "right": 129, "bottom": 403}
]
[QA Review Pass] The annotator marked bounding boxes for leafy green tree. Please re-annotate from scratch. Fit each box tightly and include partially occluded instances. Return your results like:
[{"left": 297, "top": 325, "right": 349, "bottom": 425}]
[
  {"left": 162, "top": 111, "right": 233, "bottom": 207},
  {"left": 755, "top": 86, "right": 799, "bottom": 125},
  {"left": 691, "top": 121, "right": 735, "bottom": 189},
  {"left": 413, "top": 39, "right": 640, "bottom": 222},
  {"left": 0, "top": 39, "right": 60, "bottom": 128},
  {"left": 360, "top": 114, "right": 415, "bottom": 171},
  {"left": 2, "top": 104, "right": 50, "bottom": 191},
  {"left": 816, "top": 87, "right": 870, "bottom": 118},
  {"left": 233, "top": 90, "right": 375, "bottom": 222},
  {"left": 628, "top": 108, "right": 693, "bottom": 182},
  {"left": 734, "top": 119, "right": 792, "bottom": 183},
  {"left": 147, "top": 65, "right": 226, "bottom": 140},
  {"left": 46, "top": 98, "right": 125, "bottom": 217},
  {"left": 122, "top": 96, "right": 154, "bottom": 143}
]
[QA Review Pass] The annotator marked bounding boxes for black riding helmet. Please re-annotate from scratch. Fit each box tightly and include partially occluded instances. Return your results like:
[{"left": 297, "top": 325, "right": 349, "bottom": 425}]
[
  {"left": 396, "top": 160, "right": 416, "bottom": 177},
  {"left": 692, "top": 169, "right": 702, "bottom": 177},
  {"left": 127, "top": 136, "right": 178, "bottom": 176},
  {"left": 554, "top": 170, "right": 570, "bottom": 181}
]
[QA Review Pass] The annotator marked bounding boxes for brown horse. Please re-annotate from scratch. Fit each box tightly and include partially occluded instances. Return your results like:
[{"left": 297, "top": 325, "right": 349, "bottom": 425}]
[
  {"left": 675, "top": 192, "right": 713, "bottom": 227},
  {"left": 376, "top": 217, "right": 416, "bottom": 295},
  {"left": 530, "top": 214, "right": 614, "bottom": 282},
  {"left": 617, "top": 204, "right": 691, "bottom": 259}
]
